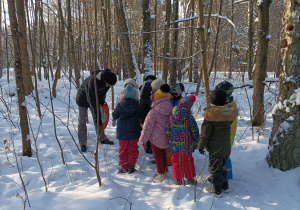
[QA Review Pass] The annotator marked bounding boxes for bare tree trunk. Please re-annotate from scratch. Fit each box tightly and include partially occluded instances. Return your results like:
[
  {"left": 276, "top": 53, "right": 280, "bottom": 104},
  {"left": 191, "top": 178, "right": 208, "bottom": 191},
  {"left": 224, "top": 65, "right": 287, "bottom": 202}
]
[
  {"left": 114, "top": 0, "right": 139, "bottom": 80},
  {"left": 67, "top": 0, "right": 80, "bottom": 88},
  {"left": 196, "top": 0, "right": 210, "bottom": 105},
  {"left": 52, "top": 0, "right": 65, "bottom": 98},
  {"left": 153, "top": 0, "right": 158, "bottom": 76},
  {"left": 267, "top": 0, "right": 300, "bottom": 171},
  {"left": 252, "top": 0, "right": 272, "bottom": 126},
  {"left": 3, "top": 1, "right": 10, "bottom": 82},
  {"left": 142, "top": 0, "right": 153, "bottom": 77},
  {"left": 162, "top": 0, "right": 171, "bottom": 82},
  {"left": 25, "top": 0, "right": 41, "bottom": 119},
  {"left": 208, "top": 0, "right": 223, "bottom": 77},
  {"left": 169, "top": 0, "right": 179, "bottom": 85},
  {"left": 248, "top": 0, "right": 254, "bottom": 80},
  {"left": 188, "top": 0, "right": 195, "bottom": 83},
  {"left": 15, "top": 0, "right": 33, "bottom": 95},
  {"left": 7, "top": 0, "right": 32, "bottom": 157}
]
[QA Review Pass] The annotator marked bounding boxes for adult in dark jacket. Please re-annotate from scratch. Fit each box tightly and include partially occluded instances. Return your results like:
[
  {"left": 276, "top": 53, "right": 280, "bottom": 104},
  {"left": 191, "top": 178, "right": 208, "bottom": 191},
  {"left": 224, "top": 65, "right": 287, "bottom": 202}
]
[
  {"left": 76, "top": 69, "right": 117, "bottom": 152},
  {"left": 139, "top": 75, "right": 156, "bottom": 154},
  {"left": 112, "top": 85, "right": 142, "bottom": 174},
  {"left": 198, "top": 90, "right": 238, "bottom": 198}
]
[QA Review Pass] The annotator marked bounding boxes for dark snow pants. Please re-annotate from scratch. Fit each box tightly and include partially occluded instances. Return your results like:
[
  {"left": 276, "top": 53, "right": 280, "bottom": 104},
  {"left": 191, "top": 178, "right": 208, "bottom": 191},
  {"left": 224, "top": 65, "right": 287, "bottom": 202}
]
[{"left": 209, "top": 155, "right": 227, "bottom": 193}]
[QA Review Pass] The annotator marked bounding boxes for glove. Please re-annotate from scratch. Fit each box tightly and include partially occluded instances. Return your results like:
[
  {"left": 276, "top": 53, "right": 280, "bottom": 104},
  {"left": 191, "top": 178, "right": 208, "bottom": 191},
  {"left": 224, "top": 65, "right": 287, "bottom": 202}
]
[
  {"left": 199, "top": 148, "right": 205, "bottom": 155},
  {"left": 112, "top": 120, "right": 116, "bottom": 127}
]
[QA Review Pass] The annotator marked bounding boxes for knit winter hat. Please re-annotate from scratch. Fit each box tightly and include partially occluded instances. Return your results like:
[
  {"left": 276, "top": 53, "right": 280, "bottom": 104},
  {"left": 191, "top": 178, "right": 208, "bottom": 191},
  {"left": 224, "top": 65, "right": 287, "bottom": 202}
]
[
  {"left": 144, "top": 75, "right": 157, "bottom": 82},
  {"left": 179, "top": 95, "right": 196, "bottom": 108},
  {"left": 124, "top": 78, "right": 137, "bottom": 88},
  {"left": 170, "top": 83, "right": 185, "bottom": 98},
  {"left": 98, "top": 69, "right": 117, "bottom": 85},
  {"left": 154, "top": 84, "right": 170, "bottom": 101},
  {"left": 151, "top": 78, "right": 165, "bottom": 93},
  {"left": 124, "top": 85, "right": 136, "bottom": 99},
  {"left": 210, "top": 90, "right": 227, "bottom": 106}
]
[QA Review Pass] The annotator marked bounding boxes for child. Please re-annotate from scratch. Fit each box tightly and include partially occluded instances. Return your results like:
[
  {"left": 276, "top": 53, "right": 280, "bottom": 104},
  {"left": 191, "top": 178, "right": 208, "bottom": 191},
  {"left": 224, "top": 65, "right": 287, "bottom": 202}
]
[
  {"left": 168, "top": 83, "right": 185, "bottom": 107},
  {"left": 151, "top": 78, "right": 165, "bottom": 102},
  {"left": 139, "top": 75, "right": 157, "bottom": 154},
  {"left": 115, "top": 78, "right": 139, "bottom": 106},
  {"left": 139, "top": 84, "right": 173, "bottom": 182},
  {"left": 166, "top": 82, "right": 185, "bottom": 165},
  {"left": 215, "top": 81, "right": 238, "bottom": 179},
  {"left": 166, "top": 95, "right": 199, "bottom": 185},
  {"left": 198, "top": 90, "right": 238, "bottom": 198},
  {"left": 112, "top": 85, "right": 142, "bottom": 174}
]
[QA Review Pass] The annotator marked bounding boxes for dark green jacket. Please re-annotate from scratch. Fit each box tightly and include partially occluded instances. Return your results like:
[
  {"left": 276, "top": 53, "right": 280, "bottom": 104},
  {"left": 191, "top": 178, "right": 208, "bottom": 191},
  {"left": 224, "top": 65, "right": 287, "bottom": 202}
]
[{"left": 198, "top": 103, "right": 238, "bottom": 159}]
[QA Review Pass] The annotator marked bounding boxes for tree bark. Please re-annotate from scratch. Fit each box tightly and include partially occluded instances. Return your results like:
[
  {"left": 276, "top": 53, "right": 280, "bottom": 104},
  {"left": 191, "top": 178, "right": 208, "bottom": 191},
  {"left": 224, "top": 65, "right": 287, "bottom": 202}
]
[
  {"left": 15, "top": 0, "right": 33, "bottom": 95},
  {"left": 252, "top": 0, "right": 272, "bottom": 126},
  {"left": 169, "top": 0, "right": 179, "bottom": 85},
  {"left": 114, "top": 0, "right": 139, "bottom": 80},
  {"left": 162, "top": 0, "right": 171, "bottom": 82},
  {"left": 7, "top": 0, "right": 32, "bottom": 157},
  {"left": 196, "top": 0, "right": 210, "bottom": 105},
  {"left": 248, "top": 0, "right": 254, "bottom": 80},
  {"left": 142, "top": 0, "right": 153, "bottom": 77},
  {"left": 267, "top": 0, "right": 300, "bottom": 171}
]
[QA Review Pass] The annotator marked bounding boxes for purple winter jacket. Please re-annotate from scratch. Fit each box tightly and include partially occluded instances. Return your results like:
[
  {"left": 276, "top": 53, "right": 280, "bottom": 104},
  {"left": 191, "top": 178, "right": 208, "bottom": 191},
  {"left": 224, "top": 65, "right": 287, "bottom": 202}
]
[{"left": 139, "top": 98, "right": 173, "bottom": 149}]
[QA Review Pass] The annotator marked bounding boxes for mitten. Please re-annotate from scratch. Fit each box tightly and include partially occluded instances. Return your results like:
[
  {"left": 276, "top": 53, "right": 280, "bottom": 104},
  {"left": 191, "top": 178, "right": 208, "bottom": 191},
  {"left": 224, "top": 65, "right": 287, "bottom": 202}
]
[{"left": 199, "top": 148, "right": 205, "bottom": 155}]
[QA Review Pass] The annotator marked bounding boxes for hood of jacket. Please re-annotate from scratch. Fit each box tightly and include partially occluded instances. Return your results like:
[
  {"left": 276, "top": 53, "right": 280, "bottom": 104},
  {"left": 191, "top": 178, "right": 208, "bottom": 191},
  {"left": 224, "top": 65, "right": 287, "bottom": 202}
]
[
  {"left": 119, "top": 99, "right": 140, "bottom": 114},
  {"left": 204, "top": 103, "right": 238, "bottom": 122},
  {"left": 151, "top": 97, "right": 172, "bottom": 116}
]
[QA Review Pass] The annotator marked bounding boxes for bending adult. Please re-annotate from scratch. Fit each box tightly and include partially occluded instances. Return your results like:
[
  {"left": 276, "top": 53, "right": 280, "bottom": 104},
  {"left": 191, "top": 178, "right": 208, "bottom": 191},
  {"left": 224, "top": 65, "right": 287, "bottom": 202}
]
[{"left": 76, "top": 68, "right": 117, "bottom": 152}]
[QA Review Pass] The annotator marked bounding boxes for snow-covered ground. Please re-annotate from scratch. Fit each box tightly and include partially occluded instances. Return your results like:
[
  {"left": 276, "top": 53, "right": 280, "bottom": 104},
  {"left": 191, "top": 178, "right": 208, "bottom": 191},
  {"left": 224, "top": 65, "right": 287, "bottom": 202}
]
[{"left": 0, "top": 69, "right": 299, "bottom": 210}]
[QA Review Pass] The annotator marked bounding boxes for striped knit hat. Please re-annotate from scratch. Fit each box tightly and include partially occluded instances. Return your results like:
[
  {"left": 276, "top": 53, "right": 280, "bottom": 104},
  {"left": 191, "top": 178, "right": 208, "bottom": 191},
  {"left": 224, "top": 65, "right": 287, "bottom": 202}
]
[{"left": 179, "top": 95, "right": 196, "bottom": 108}]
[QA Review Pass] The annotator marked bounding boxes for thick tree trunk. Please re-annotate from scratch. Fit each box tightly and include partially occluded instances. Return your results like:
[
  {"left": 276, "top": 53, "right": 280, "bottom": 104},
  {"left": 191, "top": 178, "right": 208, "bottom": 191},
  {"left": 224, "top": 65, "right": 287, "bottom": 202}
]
[
  {"left": 248, "top": 0, "right": 254, "bottom": 80},
  {"left": 142, "top": 0, "right": 153, "bottom": 77},
  {"left": 267, "top": 0, "right": 300, "bottom": 171},
  {"left": 7, "top": 0, "right": 32, "bottom": 157},
  {"left": 162, "top": 0, "right": 171, "bottom": 82},
  {"left": 188, "top": 0, "right": 195, "bottom": 83},
  {"left": 15, "top": 0, "right": 33, "bottom": 95},
  {"left": 196, "top": 0, "right": 210, "bottom": 105},
  {"left": 169, "top": 0, "right": 179, "bottom": 86},
  {"left": 114, "top": 0, "right": 140, "bottom": 81},
  {"left": 252, "top": 0, "right": 271, "bottom": 126}
]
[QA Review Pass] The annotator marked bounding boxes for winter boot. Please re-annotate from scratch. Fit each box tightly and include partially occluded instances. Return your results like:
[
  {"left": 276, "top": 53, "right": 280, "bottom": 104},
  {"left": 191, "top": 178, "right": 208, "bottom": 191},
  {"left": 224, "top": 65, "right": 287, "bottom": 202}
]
[
  {"left": 187, "top": 179, "right": 197, "bottom": 185},
  {"left": 214, "top": 185, "right": 223, "bottom": 198},
  {"left": 81, "top": 145, "right": 87, "bottom": 152},
  {"left": 101, "top": 138, "right": 114, "bottom": 145},
  {"left": 174, "top": 180, "right": 182, "bottom": 185},
  {"left": 128, "top": 164, "right": 136, "bottom": 174},
  {"left": 119, "top": 168, "right": 128, "bottom": 173},
  {"left": 222, "top": 181, "right": 230, "bottom": 193},
  {"left": 154, "top": 173, "right": 166, "bottom": 182}
]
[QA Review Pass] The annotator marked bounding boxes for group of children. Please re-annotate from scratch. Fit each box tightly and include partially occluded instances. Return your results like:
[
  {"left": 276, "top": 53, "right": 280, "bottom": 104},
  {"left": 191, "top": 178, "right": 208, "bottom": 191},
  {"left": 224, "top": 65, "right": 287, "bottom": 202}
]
[{"left": 111, "top": 77, "right": 238, "bottom": 198}]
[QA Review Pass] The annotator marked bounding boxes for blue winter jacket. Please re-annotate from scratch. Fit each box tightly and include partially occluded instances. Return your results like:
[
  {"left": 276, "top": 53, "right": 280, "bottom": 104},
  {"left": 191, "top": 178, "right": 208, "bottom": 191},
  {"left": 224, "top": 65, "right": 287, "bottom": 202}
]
[{"left": 112, "top": 99, "right": 142, "bottom": 140}]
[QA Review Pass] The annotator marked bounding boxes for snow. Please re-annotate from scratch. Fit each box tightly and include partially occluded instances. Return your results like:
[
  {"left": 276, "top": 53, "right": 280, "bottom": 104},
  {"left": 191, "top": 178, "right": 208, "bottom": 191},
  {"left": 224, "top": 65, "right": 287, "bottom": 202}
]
[{"left": 0, "top": 70, "right": 300, "bottom": 210}]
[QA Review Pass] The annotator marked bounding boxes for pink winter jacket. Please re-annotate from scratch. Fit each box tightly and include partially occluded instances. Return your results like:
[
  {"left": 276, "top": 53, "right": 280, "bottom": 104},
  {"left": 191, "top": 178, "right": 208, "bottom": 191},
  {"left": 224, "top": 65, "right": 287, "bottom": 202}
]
[{"left": 139, "top": 98, "right": 173, "bottom": 149}]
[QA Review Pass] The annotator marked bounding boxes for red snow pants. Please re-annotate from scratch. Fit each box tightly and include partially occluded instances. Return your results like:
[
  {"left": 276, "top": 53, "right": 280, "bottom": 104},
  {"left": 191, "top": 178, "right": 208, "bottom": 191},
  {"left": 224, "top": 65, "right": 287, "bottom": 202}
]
[
  {"left": 171, "top": 153, "right": 196, "bottom": 181},
  {"left": 151, "top": 143, "right": 169, "bottom": 174},
  {"left": 118, "top": 139, "right": 139, "bottom": 170}
]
